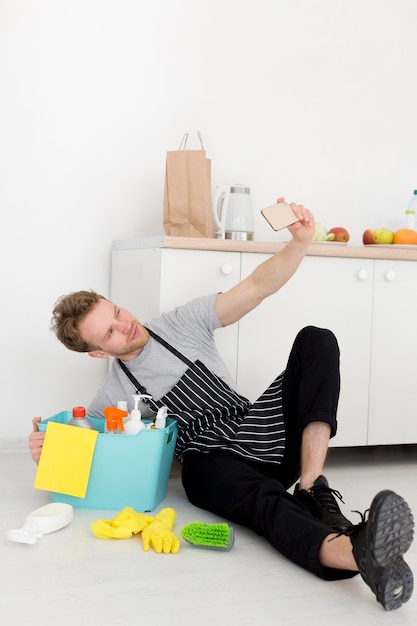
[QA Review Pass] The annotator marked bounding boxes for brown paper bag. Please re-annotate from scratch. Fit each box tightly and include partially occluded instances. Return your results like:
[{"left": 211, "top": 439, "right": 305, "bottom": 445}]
[{"left": 163, "top": 132, "right": 213, "bottom": 237}]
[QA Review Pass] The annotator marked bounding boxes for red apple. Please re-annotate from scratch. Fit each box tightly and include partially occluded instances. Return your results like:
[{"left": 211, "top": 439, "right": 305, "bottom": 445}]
[
  {"left": 362, "top": 229, "right": 376, "bottom": 244},
  {"left": 328, "top": 226, "right": 350, "bottom": 242}
]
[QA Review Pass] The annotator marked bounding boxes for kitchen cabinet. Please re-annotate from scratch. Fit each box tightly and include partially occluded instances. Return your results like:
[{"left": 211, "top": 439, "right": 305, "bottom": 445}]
[
  {"left": 368, "top": 259, "right": 417, "bottom": 445},
  {"left": 237, "top": 254, "right": 374, "bottom": 447},
  {"left": 111, "top": 237, "right": 417, "bottom": 448}
]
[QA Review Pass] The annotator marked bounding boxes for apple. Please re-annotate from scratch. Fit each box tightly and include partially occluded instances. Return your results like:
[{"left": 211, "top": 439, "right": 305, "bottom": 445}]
[
  {"left": 374, "top": 228, "right": 394, "bottom": 244},
  {"left": 328, "top": 227, "right": 350, "bottom": 242},
  {"left": 363, "top": 229, "right": 376, "bottom": 244},
  {"left": 362, "top": 228, "right": 394, "bottom": 245}
]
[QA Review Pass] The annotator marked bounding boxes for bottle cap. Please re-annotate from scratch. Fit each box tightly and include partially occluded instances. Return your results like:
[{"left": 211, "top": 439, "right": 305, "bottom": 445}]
[{"left": 72, "top": 406, "right": 86, "bottom": 418}]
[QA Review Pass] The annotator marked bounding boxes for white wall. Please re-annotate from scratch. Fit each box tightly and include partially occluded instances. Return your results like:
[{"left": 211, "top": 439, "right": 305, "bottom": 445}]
[{"left": 1, "top": 0, "right": 417, "bottom": 440}]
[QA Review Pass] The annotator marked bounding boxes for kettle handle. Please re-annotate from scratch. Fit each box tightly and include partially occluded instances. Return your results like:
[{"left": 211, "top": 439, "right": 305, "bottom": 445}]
[{"left": 212, "top": 186, "right": 230, "bottom": 238}]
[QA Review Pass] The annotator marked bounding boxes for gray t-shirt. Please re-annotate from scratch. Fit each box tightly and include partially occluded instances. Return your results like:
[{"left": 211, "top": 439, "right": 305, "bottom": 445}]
[
  {"left": 88, "top": 293, "right": 286, "bottom": 466},
  {"left": 87, "top": 293, "right": 235, "bottom": 418}
]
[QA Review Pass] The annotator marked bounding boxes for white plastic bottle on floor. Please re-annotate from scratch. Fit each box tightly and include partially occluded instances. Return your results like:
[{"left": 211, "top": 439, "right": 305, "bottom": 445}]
[
  {"left": 7, "top": 503, "right": 74, "bottom": 544},
  {"left": 405, "top": 190, "right": 417, "bottom": 230}
]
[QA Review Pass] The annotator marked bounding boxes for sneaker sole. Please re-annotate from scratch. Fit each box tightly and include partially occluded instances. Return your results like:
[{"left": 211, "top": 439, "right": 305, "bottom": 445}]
[{"left": 357, "top": 490, "right": 414, "bottom": 611}]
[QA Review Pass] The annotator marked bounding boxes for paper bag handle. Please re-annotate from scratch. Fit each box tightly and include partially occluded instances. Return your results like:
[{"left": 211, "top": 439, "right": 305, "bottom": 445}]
[{"left": 178, "top": 131, "right": 205, "bottom": 151}]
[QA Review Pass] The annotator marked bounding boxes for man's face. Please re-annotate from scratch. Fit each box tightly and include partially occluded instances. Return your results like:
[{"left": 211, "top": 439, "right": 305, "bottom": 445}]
[{"left": 78, "top": 298, "right": 149, "bottom": 360}]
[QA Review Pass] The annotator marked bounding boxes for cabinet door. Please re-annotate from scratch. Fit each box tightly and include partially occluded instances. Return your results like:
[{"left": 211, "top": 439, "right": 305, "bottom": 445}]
[
  {"left": 368, "top": 260, "right": 417, "bottom": 444},
  {"left": 237, "top": 253, "right": 374, "bottom": 447},
  {"left": 159, "top": 249, "right": 241, "bottom": 381}
]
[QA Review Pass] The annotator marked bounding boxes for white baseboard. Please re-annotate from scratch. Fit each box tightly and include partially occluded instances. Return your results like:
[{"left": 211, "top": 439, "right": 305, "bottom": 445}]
[{"left": 0, "top": 437, "right": 29, "bottom": 453}]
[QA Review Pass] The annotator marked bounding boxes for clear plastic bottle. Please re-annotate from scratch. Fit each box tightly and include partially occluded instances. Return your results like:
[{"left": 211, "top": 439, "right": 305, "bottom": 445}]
[
  {"left": 117, "top": 400, "right": 129, "bottom": 424},
  {"left": 67, "top": 406, "right": 95, "bottom": 429},
  {"left": 405, "top": 190, "right": 417, "bottom": 230}
]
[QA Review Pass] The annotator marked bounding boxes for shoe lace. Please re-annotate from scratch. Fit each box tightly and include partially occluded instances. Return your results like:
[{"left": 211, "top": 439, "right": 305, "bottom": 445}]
[
  {"left": 309, "top": 483, "right": 346, "bottom": 514},
  {"left": 329, "top": 509, "right": 370, "bottom": 541}
]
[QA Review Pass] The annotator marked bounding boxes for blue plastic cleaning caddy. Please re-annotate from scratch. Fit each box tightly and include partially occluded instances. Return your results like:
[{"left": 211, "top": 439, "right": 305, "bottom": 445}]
[{"left": 37, "top": 411, "right": 178, "bottom": 512}]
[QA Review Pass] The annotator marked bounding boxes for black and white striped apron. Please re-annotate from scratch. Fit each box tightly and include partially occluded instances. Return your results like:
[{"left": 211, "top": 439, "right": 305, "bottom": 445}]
[{"left": 118, "top": 329, "right": 286, "bottom": 465}]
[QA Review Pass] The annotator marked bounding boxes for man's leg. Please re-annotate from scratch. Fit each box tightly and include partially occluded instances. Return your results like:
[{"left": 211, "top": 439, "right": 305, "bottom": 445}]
[
  {"left": 280, "top": 325, "right": 340, "bottom": 480},
  {"left": 279, "top": 326, "right": 352, "bottom": 530},
  {"left": 181, "top": 449, "right": 355, "bottom": 580},
  {"left": 278, "top": 326, "right": 414, "bottom": 609},
  {"left": 294, "top": 420, "right": 352, "bottom": 531},
  {"left": 298, "top": 421, "right": 331, "bottom": 490},
  {"left": 182, "top": 450, "right": 414, "bottom": 610}
]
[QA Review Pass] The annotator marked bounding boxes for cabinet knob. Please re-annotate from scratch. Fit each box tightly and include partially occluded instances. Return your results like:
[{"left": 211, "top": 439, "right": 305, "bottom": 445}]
[
  {"left": 385, "top": 270, "right": 396, "bottom": 282},
  {"left": 357, "top": 269, "right": 369, "bottom": 281},
  {"left": 221, "top": 263, "right": 233, "bottom": 275}
]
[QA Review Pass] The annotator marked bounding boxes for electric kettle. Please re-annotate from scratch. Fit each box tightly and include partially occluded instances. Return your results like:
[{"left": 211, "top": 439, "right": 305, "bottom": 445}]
[{"left": 213, "top": 184, "right": 255, "bottom": 240}]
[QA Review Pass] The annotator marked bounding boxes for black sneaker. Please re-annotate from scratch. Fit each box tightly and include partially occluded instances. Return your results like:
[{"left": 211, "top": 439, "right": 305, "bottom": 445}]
[
  {"left": 294, "top": 475, "right": 353, "bottom": 532},
  {"left": 351, "top": 490, "right": 414, "bottom": 611}
]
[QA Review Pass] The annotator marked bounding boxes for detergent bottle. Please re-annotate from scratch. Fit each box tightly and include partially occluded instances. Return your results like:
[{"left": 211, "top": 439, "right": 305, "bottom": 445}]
[
  {"left": 124, "top": 394, "right": 152, "bottom": 435},
  {"left": 67, "top": 406, "right": 95, "bottom": 429},
  {"left": 103, "top": 406, "right": 128, "bottom": 434}
]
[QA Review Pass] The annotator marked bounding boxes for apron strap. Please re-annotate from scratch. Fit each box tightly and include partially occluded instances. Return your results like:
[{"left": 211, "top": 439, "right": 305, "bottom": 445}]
[
  {"left": 146, "top": 328, "right": 194, "bottom": 367},
  {"left": 117, "top": 327, "right": 193, "bottom": 394},
  {"left": 117, "top": 359, "right": 149, "bottom": 396}
]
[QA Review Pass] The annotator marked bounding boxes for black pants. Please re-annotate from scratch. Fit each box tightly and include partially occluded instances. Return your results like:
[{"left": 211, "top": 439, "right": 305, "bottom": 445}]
[{"left": 182, "top": 326, "right": 356, "bottom": 581}]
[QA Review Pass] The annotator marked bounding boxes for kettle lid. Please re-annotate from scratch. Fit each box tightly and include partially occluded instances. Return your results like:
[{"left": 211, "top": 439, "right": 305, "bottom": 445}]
[{"left": 230, "top": 184, "right": 250, "bottom": 194}]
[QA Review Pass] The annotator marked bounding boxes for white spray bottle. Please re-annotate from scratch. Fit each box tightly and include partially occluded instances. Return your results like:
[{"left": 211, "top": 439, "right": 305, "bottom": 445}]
[
  {"left": 153, "top": 406, "right": 168, "bottom": 430},
  {"left": 7, "top": 503, "right": 74, "bottom": 544},
  {"left": 124, "top": 394, "right": 152, "bottom": 435}
]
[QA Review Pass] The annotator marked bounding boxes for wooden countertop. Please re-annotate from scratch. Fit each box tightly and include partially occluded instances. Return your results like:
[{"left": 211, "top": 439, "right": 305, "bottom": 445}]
[
  {"left": 165, "top": 236, "right": 417, "bottom": 261},
  {"left": 112, "top": 236, "right": 417, "bottom": 261}
]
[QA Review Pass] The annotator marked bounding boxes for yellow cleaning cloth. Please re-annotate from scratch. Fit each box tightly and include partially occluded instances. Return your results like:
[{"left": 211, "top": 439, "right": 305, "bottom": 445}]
[{"left": 34, "top": 421, "right": 98, "bottom": 498}]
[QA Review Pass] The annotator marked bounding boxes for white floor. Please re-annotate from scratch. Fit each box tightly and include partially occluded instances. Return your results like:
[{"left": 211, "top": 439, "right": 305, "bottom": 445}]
[{"left": 1, "top": 443, "right": 416, "bottom": 626}]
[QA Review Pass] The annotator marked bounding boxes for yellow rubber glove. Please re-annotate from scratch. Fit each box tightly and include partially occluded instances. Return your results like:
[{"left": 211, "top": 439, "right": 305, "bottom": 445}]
[
  {"left": 91, "top": 507, "right": 154, "bottom": 539},
  {"left": 112, "top": 507, "right": 154, "bottom": 534},
  {"left": 141, "top": 508, "right": 180, "bottom": 554}
]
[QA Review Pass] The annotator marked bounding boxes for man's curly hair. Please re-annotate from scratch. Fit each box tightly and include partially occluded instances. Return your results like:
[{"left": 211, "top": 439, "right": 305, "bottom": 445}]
[{"left": 51, "top": 290, "right": 105, "bottom": 352}]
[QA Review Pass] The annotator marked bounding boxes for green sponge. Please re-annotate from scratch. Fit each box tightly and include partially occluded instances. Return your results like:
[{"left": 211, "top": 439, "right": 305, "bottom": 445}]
[{"left": 180, "top": 522, "right": 234, "bottom": 551}]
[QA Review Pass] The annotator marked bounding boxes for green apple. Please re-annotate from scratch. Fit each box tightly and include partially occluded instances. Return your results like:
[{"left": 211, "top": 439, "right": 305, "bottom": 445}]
[
  {"left": 374, "top": 228, "right": 394, "bottom": 244},
  {"left": 313, "top": 223, "right": 335, "bottom": 241}
]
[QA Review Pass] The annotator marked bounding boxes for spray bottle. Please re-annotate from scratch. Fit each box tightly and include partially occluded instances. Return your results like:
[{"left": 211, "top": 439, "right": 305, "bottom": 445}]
[
  {"left": 103, "top": 406, "right": 128, "bottom": 434},
  {"left": 7, "top": 503, "right": 74, "bottom": 545},
  {"left": 124, "top": 394, "right": 152, "bottom": 435},
  {"left": 153, "top": 406, "right": 168, "bottom": 430}
]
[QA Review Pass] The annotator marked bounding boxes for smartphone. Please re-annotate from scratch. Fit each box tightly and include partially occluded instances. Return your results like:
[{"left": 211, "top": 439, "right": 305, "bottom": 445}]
[{"left": 261, "top": 202, "right": 298, "bottom": 231}]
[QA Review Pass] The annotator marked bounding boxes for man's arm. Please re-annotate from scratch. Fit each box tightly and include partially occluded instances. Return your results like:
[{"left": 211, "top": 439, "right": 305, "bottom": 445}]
[{"left": 216, "top": 201, "right": 315, "bottom": 327}]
